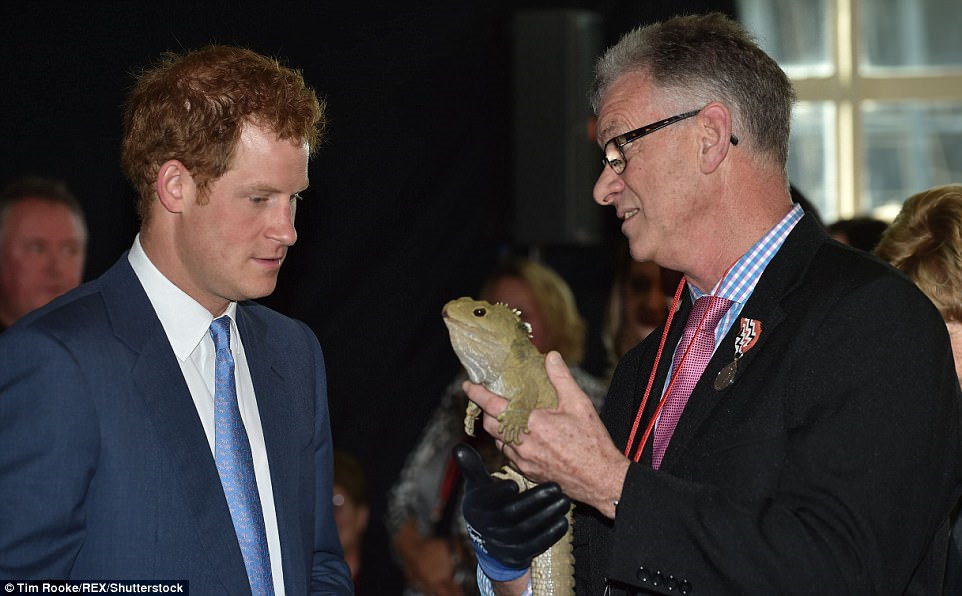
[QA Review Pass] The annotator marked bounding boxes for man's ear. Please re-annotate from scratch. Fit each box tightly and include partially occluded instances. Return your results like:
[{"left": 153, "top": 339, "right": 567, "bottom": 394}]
[
  {"left": 155, "top": 160, "right": 192, "bottom": 214},
  {"left": 697, "top": 102, "right": 734, "bottom": 174}
]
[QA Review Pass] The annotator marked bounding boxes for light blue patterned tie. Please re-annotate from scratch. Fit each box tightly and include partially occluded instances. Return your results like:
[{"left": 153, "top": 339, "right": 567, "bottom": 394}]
[{"left": 210, "top": 316, "right": 275, "bottom": 595}]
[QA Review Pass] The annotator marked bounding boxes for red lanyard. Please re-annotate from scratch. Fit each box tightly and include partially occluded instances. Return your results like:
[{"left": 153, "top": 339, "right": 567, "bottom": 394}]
[{"left": 623, "top": 264, "right": 733, "bottom": 463}]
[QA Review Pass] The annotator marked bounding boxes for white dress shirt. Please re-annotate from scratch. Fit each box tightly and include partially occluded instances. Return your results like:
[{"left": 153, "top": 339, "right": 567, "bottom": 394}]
[{"left": 128, "top": 235, "right": 286, "bottom": 594}]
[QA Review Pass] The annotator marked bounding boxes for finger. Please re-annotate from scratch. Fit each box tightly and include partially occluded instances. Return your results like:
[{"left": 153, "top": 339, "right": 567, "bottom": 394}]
[
  {"left": 487, "top": 515, "right": 570, "bottom": 567},
  {"left": 483, "top": 414, "right": 506, "bottom": 445},
  {"left": 544, "top": 351, "right": 593, "bottom": 411},
  {"left": 465, "top": 480, "right": 521, "bottom": 515},
  {"left": 464, "top": 479, "right": 541, "bottom": 534},
  {"left": 463, "top": 380, "right": 507, "bottom": 416},
  {"left": 498, "top": 493, "right": 571, "bottom": 537},
  {"left": 452, "top": 443, "right": 491, "bottom": 486},
  {"left": 544, "top": 351, "right": 575, "bottom": 390},
  {"left": 498, "top": 483, "right": 570, "bottom": 523}
]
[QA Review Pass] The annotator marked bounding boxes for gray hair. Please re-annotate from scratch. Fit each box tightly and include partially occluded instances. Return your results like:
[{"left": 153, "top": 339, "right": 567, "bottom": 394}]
[{"left": 590, "top": 13, "right": 796, "bottom": 170}]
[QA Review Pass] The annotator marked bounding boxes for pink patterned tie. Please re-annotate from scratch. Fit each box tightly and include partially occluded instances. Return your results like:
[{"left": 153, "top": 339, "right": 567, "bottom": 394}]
[{"left": 651, "top": 295, "right": 732, "bottom": 469}]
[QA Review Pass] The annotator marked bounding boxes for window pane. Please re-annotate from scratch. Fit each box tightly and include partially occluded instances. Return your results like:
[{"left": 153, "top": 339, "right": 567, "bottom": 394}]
[
  {"left": 736, "top": 0, "right": 832, "bottom": 77},
  {"left": 789, "top": 101, "right": 837, "bottom": 223},
  {"left": 861, "top": 0, "right": 962, "bottom": 70},
  {"left": 861, "top": 101, "right": 962, "bottom": 216}
]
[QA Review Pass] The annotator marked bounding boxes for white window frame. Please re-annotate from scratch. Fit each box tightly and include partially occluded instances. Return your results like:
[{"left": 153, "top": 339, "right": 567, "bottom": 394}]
[{"left": 789, "top": 0, "right": 962, "bottom": 217}]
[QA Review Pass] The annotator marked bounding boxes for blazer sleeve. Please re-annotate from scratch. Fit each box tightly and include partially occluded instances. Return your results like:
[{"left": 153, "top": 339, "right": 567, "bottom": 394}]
[
  {"left": 0, "top": 326, "right": 99, "bottom": 576},
  {"left": 300, "top": 322, "right": 354, "bottom": 595},
  {"left": 603, "top": 273, "right": 962, "bottom": 594}
]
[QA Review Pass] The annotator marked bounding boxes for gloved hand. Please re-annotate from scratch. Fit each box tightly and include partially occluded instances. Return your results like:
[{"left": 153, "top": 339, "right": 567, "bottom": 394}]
[{"left": 453, "top": 442, "right": 570, "bottom": 582}]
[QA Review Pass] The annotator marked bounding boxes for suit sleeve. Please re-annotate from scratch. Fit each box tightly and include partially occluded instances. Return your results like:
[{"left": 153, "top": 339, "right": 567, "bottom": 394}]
[
  {"left": 0, "top": 327, "right": 99, "bottom": 576},
  {"left": 300, "top": 322, "right": 354, "bottom": 595},
  {"left": 603, "top": 275, "right": 962, "bottom": 594}
]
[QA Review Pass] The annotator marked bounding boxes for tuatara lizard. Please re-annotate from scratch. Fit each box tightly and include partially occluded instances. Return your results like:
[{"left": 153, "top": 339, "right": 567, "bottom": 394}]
[
  {"left": 442, "top": 296, "right": 556, "bottom": 443},
  {"left": 442, "top": 296, "right": 574, "bottom": 596}
]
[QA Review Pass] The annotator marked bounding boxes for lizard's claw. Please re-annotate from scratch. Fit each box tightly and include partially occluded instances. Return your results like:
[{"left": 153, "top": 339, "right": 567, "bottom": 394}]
[
  {"left": 464, "top": 401, "right": 481, "bottom": 437},
  {"left": 498, "top": 409, "right": 530, "bottom": 446}
]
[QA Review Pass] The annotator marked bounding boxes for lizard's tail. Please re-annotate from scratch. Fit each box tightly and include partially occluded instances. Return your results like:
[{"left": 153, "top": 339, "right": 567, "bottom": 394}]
[
  {"left": 530, "top": 507, "right": 575, "bottom": 595},
  {"left": 492, "top": 465, "right": 575, "bottom": 595}
]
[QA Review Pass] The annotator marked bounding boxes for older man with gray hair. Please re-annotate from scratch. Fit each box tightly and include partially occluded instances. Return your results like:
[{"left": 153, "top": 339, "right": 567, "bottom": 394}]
[{"left": 458, "top": 12, "right": 961, "bottom": 595}]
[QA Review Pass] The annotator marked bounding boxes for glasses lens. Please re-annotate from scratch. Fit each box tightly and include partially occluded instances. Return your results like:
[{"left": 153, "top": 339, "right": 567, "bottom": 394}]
[{"left": 604, "top": 142, "right": 626, "bottom": 174}]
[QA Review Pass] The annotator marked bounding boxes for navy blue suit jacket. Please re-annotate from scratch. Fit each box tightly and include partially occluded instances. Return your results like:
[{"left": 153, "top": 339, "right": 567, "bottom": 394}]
[{"left": 0, "top": 255, "right": 353, "bottom": 595}]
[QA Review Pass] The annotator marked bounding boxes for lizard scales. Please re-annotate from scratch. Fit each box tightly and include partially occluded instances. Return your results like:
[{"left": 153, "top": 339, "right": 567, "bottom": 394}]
[{"left": 442, "top": 296, "right": 575, "bottom": 596}]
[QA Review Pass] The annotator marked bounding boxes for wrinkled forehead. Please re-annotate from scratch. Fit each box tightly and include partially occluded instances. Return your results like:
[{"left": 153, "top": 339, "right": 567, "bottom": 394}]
[{"left": 594, "top": 70, "right": 663, "bottom": 144}]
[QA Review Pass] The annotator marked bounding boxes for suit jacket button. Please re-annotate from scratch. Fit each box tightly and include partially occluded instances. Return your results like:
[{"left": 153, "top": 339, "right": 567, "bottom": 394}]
[
  {"left": 680, "top": 579, "right": 692, "bottom": 594},
  {"left": 636, "top": 565, "right": 651, "bottom": 582},
  {"left": 666, "top": 574, "right": 678, "bottom": 591},
  {"left": 652, "top": 571, "right": 664, "bottom": 587}
]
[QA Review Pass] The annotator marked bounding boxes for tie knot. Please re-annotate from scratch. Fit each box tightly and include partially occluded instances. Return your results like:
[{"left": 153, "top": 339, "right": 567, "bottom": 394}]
[
  {"left": 210, "top": 316, "right": 232, "bottom": 352},
  {"left": 690, "top": 295, "right": 733, "bottom": 330}
]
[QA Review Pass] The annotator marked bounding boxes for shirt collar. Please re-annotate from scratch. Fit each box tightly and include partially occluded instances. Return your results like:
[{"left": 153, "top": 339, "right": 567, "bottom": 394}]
[
  {"left": 128, "top": 234, "right": 238, "bottom": 361},
  {"left": 691, "top": 202, "right": 804, "bottom": 304}
]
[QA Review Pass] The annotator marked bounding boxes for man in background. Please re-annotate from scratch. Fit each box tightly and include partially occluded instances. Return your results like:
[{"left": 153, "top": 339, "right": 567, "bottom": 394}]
[{"left": 0, "top": 176, "right": 86, "bottom": 332}]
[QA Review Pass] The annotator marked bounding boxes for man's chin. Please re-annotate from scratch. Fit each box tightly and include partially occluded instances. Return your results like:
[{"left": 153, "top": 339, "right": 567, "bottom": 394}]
[
  {"left": 239, "top": 279, "right": 280, "bottom": 302},
  {"left": 627, "top": 241, "right": 654, "bottom": 263}
]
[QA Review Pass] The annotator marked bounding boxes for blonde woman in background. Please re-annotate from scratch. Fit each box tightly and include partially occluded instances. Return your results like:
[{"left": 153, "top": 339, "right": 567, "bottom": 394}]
[
  {"left": 387, "top": 257, "right": 606, "bottom": 596},
  {"left": 875, "top": 183, "right": 962, "bottom": 595},
  {"left": 875, "top": 183, "right": 962, "bottom": 381}
]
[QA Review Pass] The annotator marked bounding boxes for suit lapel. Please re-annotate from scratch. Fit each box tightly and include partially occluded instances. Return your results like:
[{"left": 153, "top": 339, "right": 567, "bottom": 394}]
[
  {"left": 659, "top": 215, "right": 826, "bottom": 470},
  {"left": 102, "top": 257, "right": 252, "bottom": 595},
  {"left": 236, "top": 306, "right": 305, "bottom": 593}
]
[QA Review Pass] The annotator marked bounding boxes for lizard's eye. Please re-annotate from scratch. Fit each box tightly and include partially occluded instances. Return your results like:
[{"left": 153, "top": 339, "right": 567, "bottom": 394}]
[{"left": 472, "top": 308, "right": 486, "bottom": 317}]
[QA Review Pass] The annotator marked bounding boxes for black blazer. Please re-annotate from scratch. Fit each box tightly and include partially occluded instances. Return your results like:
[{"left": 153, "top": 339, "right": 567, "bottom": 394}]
[{"left": 575, "top": 215, "right": 962, "bottom": 595}]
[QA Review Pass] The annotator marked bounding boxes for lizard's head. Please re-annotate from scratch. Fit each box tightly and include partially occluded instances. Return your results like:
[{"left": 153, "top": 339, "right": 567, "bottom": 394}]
[{"left": 442, "top": 297, "right": 533, "bottom": 384}]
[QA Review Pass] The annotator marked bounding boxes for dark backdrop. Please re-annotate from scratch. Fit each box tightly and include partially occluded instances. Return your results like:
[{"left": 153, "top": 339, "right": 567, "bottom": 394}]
[{"left": 2, "top": 1, "right": 731, "bottom": 590}]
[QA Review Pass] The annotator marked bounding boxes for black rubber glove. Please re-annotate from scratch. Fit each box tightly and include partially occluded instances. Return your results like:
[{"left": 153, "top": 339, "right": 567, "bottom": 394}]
[{"left": 453, "top": 442, "right": 570, "bottom": 578}]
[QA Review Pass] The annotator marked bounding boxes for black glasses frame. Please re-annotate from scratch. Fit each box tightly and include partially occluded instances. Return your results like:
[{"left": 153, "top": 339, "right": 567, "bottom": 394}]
[{"left": 601, "top": 108, "right": 739, "bottom": 174}]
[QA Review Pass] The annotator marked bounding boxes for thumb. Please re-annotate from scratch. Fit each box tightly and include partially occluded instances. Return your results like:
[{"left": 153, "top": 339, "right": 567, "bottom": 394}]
[
  {"left": 545, "top": 350, "right": 576, "bottom": 391},
  {"left": 453, "top": 443, "right": 491, "bottom": 487}
]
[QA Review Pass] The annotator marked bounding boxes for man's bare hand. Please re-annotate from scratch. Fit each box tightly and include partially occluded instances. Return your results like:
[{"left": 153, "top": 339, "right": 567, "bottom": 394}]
[{"left": 463, "top": 351, "right": 630, "bottom": 517}]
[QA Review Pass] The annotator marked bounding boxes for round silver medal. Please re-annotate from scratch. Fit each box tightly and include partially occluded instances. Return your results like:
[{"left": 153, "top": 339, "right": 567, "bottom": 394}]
[{"left": 714, "top": 360, "right": 738, "bottom": 390}]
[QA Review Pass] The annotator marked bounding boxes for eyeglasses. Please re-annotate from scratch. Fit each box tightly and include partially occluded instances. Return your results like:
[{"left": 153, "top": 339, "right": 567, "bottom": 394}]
[{"left": 601, "top": 108, "right": 739, "bottom": 174}]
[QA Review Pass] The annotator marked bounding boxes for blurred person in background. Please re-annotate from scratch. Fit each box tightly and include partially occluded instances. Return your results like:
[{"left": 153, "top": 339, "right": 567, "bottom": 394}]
[
  {"left": 333, "top": 451, "right": 371, "bottom": 592},
  {"left": 875, "top": 184, "right": 962, "bottom": 381},
  {"left": 387, "top": 257, "right": 606, "bottom": 596},
  {"left": 603, "top": 239, "right": 672, "bottom": 377},
  {"left": 828, "top": 216, "right": 888, "bottom": 252},
  {"left": 0, "top": 176, "right": 86, "bottom": 332}
]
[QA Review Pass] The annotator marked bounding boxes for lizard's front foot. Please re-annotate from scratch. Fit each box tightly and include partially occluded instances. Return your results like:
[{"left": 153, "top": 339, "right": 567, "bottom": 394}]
[
  {"left": 498, "top": 409, "right": 530, "bottom": 446},
  {"left": 464, "top": 401, "right": 480, "bottom": 437}
]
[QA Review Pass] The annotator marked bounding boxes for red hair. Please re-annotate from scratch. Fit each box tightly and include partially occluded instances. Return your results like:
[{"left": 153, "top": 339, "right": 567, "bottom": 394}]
[{"left": 121, "top": 45, "right": 325, "bottom": 223}]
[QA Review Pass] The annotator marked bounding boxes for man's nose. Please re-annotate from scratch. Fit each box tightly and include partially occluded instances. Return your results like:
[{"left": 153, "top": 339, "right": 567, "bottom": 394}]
[
  {"left": 593, "top": 165, "right": 624, "bottom": 206},
  {"left": 267, "top": 201, "right": 298, "bottom": 246}
]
